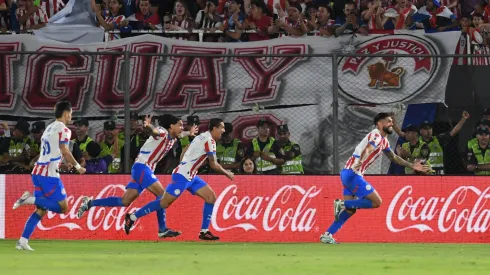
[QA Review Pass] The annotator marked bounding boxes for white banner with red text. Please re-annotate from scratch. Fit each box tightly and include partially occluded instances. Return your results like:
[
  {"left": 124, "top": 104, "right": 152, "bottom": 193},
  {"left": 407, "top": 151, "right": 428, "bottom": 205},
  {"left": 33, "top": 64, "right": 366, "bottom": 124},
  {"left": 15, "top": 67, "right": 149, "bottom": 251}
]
[
  {"left": 1, "top": 174, "right": 489, "bottom": 243},
  {"left": 0, "top": 31, "right": 460, "bottom": 173}
]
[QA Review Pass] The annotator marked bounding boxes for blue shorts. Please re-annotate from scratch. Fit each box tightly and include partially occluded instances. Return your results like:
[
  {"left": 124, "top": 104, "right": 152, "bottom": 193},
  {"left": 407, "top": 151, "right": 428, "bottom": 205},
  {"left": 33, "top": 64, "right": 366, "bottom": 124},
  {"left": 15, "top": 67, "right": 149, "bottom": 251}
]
[
  {"left": 165, "top": 173, "right": 207, "bottom": 197},
  {"left": 32, "top": 175, "right": 67, "bottom": 202},
  {"left": 340, "top": 169, "right": 375, "bottom": 198},
  {"left": 126, "top": 163, "right": 159, "bottom": 194}
]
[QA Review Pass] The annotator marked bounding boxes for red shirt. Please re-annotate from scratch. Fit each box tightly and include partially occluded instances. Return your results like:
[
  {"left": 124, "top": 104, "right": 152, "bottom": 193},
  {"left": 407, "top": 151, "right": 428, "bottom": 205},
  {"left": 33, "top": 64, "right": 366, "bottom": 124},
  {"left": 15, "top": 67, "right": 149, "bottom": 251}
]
[
  {"left": 135, "top": 11, "right": 160, "bottom": 25},
  {"left": 247, "top": 15, "right": 272, "bottom": 41}
]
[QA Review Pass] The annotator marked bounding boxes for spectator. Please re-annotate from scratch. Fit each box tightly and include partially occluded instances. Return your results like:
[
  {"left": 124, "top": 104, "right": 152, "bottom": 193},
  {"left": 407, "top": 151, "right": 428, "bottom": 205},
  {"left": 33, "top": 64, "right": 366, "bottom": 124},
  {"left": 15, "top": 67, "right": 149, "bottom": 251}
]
[
  {"left": 16, "top": 0, "right": 48, "bottom": 32},
  {"left": 261, "top": 124, "right": 304, "bottom": 174},
  {"left": 220, "top": 0, "right": 245, "bottom": 42},
  {"left": 467, "top": 118, "right": 490, "bottom": 150},
  {"left": 362, "top": 0, "right": 385, "bottom": 31},
  {"left": 95, "top": 0, "right": 126, "bottom": 40},
  {"left": 440, "top": 0, "right": 461, "bottom": 19},
  {"left": 472, "top": 3, "right": 490, "bottom": 23},
  {"left": 414, "top": 0, "right": 458, "bottom": 32},
  {"left": 334, "top": 0, "right": 369, "bottom": 36},
  {"left": 0, "top": 0, "right": 9, "bottom": 32},
  {"left": 454, "top": 14, "right": 472, "bottom": 64},
  {"left": 120, "top": 111, "right": 145, "bottom": 168},
  {"left": 28, "top": 121, "right": 45, "bottom": 159},
  {"left": 73, "top": 118, "right": 93, "bottom": 153},
  {"left": 269, "top": 3, "right": 308, "bottom": 37},
  {"left": 126, "top": 0, "right": 160, "bottom": 30},
  {"left": 195, "top": 0, "right": 223, "bottom": 42},
  {"left": 393, "top": 111, "right": 470, "bottom": 175},
  {"left": 239, "top": 156, "right": 257, "bottom": 174},
  {"left": 39, "top": 0, "right": 65, "bottom": 18},
  {"left": 307, "top": 4, "right": 334, "bottom": 36},
  {"left": 395, "top": 124, "right": 432, "bottom": 174},
  {"left": 247, "top": 118, "right": 278, "bottom": 174},
  {"left": 85, "top": 141, "right": 110, "bottom": 174},
  {"left": 471, "top": 12, "right": 490, "bottom": 65},
  {"left": 216, "top": 123, "right": 245, "bottom": 173},
  {"left": 466, "top": 126, "right": 490, "bottom": 175},
  {"left": 0, "top": 119, "right": 31, "bottom": 173},
  {"left": 386, "top": 0, "right": 418, "bottom": 30},
  {"left": 98, "top": 120, "right": 122, "bottom": 173},
  {"left": 243, "top": 1, "right": 272, "bottom": 41},
  {"left": 162, "top": 0, "right": 196, "bottom": 41}
]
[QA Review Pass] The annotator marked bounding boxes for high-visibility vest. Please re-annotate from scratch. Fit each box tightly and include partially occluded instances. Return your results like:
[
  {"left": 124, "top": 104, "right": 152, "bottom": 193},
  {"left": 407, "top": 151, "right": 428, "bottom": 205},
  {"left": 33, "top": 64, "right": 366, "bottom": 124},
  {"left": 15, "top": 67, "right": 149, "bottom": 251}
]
[
  {"left": 99, "top": 139, "right": 125, "bottom": 173},
  {"left": 280, "top": 141, "right": 304, "bottom": 174},
  {"left": 471, "top": 143, "right": 490, "bottom": 176},
  {"left": 252, "top": 137, "right": 276, "bottom": 172},
  {"left": 217, "top": 138, "right": 240, "bottom": 165},
  {"left": 420, "top": 136, "right": 443, "bottom": 172},
  {"left": 73, "top": 136, "right": 93, "bottom": 152},
  {"left": 401, "top": 141, "right": 431, "bottom": 174}
]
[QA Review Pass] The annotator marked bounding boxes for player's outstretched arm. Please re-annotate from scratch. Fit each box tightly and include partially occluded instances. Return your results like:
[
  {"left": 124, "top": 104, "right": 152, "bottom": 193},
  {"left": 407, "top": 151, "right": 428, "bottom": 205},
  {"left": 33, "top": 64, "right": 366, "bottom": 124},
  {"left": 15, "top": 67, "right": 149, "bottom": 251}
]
[
  {"left": 384, "top": 149, "right": 430, "bottom": 173},
  {"left": 208, "top": 153, "right": 234, "bottom": 181},
  {"left": 178, "top": 125, "right": 199, "bottom": 139},
  {"left": 143, "top": 114, "right": 161, "bottom": 137},
  {"left": 60, "top": 143, "right": 86, "bottom": 174}
]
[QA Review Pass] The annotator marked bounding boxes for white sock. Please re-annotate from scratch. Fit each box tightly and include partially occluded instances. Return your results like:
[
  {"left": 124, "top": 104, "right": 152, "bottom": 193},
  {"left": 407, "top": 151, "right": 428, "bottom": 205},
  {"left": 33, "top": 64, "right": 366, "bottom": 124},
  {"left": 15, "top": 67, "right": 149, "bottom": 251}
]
[
  {"left": 130, "top": 214, "right": 137, "bottom": 221},
  {"left": 19, "top": 237, "right": 28, "bottom": 244},
  {"left": 25, "top": 197, "right": 35, "bottom": 205},
  {"left": 200, "top": 229, "right": 208, "bottom": 233}
]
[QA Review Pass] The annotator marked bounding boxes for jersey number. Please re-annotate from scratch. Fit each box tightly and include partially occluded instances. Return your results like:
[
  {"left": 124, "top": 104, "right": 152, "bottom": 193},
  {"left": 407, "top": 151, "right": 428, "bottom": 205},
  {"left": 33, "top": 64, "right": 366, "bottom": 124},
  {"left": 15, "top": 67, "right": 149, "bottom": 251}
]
[{"left": 42, "top": 140, "right": 51, "bottom": 156}]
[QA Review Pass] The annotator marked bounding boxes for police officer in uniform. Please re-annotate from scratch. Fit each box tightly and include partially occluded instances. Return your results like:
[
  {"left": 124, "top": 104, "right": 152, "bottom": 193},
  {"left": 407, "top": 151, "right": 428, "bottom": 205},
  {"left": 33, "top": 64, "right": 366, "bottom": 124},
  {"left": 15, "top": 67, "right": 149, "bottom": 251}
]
[
  {"left": 466, "top": 126, "right": 490, "bottom": 175},
  {"left": 28, "top": 121, "right": 45, "bottom": 159},
  {"left": 98, "top": 121, "right": 123, "bottom": 173},
  {"left": 261, "top": 124, "right": 304, "bottom": 174},
  {"left": 467, "top": 119, "right": 490, "bottom": 151},
  {"left": 73, "top": 118, "right": 93, "bottom": 153},
  {"left": 396, "top": 124, "right": 432, "bottom": 175},
  {"left": 0, "top": 119, "right": 31, "bottom": 173},
  {"left": 216, "top": 123, "right": 245, "bottom": 173},
  {"left": 247, "top": 118, "right": 278, "bottom": 174}
]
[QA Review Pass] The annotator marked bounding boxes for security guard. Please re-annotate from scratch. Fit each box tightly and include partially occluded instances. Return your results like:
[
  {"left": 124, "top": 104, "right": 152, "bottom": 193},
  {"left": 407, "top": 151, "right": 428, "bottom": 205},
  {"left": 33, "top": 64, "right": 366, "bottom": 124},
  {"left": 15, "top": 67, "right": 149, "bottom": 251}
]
[
  {"left": 466, "top": 126, "right": 490, "bottom": 175},
  {"left": 0, "top": 119, "right": 31, "bottom": 173},
  {"left": 247, "top": 118, "right": 277, "bottom": 174},
  {"left": 73, "top": 118, "right": 93, "bottom": 153},
  {"left": 261, "top": 124, "right": 304, "bottom": 174},
  {"left": 396, "top": 124, "right": 431, "bottom": 175},
  {"left": 98, "top": 121, "right": 124, "bottom": 173},
  {"left": 28, "top": 121, "right": 45, "bottom": 158},
  {"left": 467, "top": 119, "right": 490, "bottom": 150},
  {"left": 120, "top": 112, "right": 145, "bottom": 168},
  {"left": 216, "top": 123, "right": 245, "bottom": 173}
]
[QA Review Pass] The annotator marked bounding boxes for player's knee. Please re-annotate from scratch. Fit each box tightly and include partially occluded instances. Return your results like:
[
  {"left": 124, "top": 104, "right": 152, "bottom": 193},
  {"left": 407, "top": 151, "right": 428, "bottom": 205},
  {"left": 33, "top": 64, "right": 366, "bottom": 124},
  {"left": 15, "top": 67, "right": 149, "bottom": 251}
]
[
  {"left": 159, "top": 199, "right": 173, "bottom": 209},
  {"left": 204, "top": 193, "right": 217, "bottom": 204},
  {"left": 60, "top": 204, "right": 69, "bottom": 214},
  {"left": 346, "top": 209, "right": 357, "bottom": 216},
  {"left": 35, "top": 208, "right": 47, "bottom": 217},
  {"left": 121, "top": 198, "right": 132, "bottom": 207},
  {"left": 372, "top": 198, "right": 382, "bottom": 208}
]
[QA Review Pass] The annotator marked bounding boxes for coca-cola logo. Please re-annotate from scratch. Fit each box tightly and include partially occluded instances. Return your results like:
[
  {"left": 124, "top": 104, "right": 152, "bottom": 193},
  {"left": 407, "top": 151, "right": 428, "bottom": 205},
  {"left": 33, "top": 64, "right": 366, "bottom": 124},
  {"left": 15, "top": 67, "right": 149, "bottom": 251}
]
[
  {"left": 211, "top": 184, "right": 321, "bottom": 232},
  {"left": 38, "top": 184, "right": 140, "bottom": 232},
  {"left": 386, "top": 185, "right": 490, "bottom": 233}
]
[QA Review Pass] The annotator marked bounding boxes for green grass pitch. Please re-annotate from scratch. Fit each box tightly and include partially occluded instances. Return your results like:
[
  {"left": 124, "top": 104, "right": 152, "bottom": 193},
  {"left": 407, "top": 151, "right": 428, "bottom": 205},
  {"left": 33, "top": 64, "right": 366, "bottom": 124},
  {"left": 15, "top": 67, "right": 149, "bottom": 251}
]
[{"left": 1, "top": 240, "right": 489, "bottom": 275}]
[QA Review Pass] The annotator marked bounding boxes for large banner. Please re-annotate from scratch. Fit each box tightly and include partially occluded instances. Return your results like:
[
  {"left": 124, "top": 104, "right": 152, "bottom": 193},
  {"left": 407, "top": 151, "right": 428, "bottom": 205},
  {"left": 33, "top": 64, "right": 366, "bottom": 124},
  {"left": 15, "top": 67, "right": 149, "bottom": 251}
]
[
  {"left": 0, "top": 32, "right": 460, "bottom": 173},
  {"left": 1, "top": 175, "right": 489, "bottom": 243}
]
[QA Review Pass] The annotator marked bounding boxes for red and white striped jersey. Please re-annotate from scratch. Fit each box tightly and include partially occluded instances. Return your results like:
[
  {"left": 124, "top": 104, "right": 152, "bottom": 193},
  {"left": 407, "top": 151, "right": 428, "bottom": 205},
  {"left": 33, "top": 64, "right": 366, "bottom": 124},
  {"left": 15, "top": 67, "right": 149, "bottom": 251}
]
[
  {"left": 169, "top": 16, "right": 194, "bottom": 40},
  {"left": 344, "top": 129, "right": 391, "bottom": 176},
  {"left": 135, "top": 127, "right": 176, "bottom": 172},
  {"left": 173, "top": 131, "right": 216, "bottom": 180},
  {"left": 102, "top": 10, "right": 125, "bottom": 40},
  {"left": 439, "top": 0, "right": 460, "bottom": 19},
  {"left": 32, "top": 121, "right": 71, "bottom": 178},
  {"left": 40, "top": 0, "right": 65, "bottom": 18},
  {"left": 471, "top": 28, "right": 490, "bottom": 66},
  {"left": 16, "top": 7, "right": 49, "bottom": 31}
]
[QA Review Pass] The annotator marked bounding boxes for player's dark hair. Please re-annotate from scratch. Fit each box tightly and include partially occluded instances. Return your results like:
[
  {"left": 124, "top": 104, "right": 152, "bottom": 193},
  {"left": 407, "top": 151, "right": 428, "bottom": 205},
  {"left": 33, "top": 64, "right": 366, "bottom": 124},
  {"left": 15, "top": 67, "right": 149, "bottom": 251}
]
[
  {"left": 209, "top": 118, "right": 223, "bottom": 131},
  {"left": 55, "top": 101, "right": 72, "bottom": 119},
  {"left": 159, "top": 114, "right": 181, "bottom": 129},
  {"left": 374, "top": 112, "right": 391, "bottom": 125},
  {"left": 472, "top": 13, "right": 483, "bottom": 19}
]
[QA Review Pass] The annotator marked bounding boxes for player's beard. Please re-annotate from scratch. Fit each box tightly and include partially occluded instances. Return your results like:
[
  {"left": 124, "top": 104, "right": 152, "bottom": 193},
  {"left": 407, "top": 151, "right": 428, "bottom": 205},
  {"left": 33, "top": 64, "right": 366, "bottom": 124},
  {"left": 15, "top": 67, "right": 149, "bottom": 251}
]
[{"left": 383, "top": 126, "right": 393, "bottom": 135}]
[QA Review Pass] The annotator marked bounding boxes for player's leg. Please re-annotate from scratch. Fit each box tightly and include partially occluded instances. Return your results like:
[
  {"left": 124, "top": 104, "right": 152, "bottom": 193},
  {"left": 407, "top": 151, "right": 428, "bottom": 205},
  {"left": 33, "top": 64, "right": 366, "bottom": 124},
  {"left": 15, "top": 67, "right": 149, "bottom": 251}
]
[
  {"left": 16, "top": 207, "right": 46, "bottom": 251},
  {"left": 189, "top": 176, "right": 219, "bottom": 241},
  {"left": 321, "top": 191, "right": 357, "bottom": 244},
  {"left": 77, "top": 164, "right": 147, "bottom": 218},
  {"left": 124, "top": 173, "right": 187, "bottom": 235},
  {"left": 146, "top": 181, "right": 181, "bottom": 238}
]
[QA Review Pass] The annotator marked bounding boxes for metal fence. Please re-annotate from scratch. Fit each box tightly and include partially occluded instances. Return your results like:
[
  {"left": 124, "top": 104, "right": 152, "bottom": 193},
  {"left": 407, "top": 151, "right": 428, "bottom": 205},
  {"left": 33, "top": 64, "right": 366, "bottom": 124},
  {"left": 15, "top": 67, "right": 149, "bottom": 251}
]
[{"left": 0, "top": 50, "right": 489, "bottom": 176}]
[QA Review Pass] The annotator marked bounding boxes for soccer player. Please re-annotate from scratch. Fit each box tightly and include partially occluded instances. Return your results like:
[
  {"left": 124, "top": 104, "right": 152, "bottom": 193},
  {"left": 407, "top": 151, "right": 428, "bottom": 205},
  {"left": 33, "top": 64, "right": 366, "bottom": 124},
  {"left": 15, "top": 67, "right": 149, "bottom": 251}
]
[
  {"left": 76, "top": 114, "right": 197, "bottom": 238},
  {"left": 12, "top": 101, "right": 87, "bottom": 251},
  {"left": 320, "top": 113, "right": 430, "bottom": 244},
  {"left": 124, "top": 118, "right": 234, "bottom": 240}
]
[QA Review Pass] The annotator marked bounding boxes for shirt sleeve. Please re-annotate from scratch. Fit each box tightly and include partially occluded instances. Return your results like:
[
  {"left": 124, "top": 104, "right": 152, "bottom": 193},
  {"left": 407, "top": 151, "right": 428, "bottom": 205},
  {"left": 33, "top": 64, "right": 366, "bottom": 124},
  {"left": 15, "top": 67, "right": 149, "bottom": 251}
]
[
  {"left": 60, "top": 127, "right": 71, "bottom": 145},
  {"left": 367, "top": 132, "right": 383, "bottom": 148},
  {"left": 204, "top": 138, "right": 216, "bottom": 155},
  {"left": 157, "top": 127, "right": 168, "bottom": 138},
  {"left": 235, "top": 142, "right": 245, "bottom": 162},
  {"left": 271, "top": 142, "right": 284, "bottom": 158},
  {"left": 382, "top": 139, "right": 392, "bottom": 152},
  {"left": 72, "top": 142, "right": 83, "bottom": 162},
  {"left": 437, "top": 132, "right": 452, "bottom": 146},
  {"left": 467, "top": 147, "right": 478, "bottom": 165}
]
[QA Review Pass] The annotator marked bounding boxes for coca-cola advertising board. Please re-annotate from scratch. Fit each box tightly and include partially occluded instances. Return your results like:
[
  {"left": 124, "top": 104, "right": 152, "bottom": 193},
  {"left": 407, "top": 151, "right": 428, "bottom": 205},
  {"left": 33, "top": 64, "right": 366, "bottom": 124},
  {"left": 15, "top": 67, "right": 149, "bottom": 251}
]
[{"left": 1, "top": 174, "right": 489, "bottom": 243}]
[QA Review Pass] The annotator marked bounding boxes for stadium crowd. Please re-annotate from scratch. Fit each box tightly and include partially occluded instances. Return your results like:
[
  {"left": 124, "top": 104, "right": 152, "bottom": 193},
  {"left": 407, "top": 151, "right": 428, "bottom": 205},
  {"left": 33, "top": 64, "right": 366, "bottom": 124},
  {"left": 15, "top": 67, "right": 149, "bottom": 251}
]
[
  {"left": 0, "top": 0, "right": 489, "bottom": 43},
  {"left": 1, "top": 109, "right": 490, "bottom": 176}
]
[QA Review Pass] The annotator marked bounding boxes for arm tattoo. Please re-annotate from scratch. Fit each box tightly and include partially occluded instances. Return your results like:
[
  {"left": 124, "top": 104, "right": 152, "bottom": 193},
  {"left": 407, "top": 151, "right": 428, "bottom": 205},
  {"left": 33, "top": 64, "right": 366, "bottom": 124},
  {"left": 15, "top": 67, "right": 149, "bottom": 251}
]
[{"left": 385, "top": 150, "right": 413, "bottom": 168}]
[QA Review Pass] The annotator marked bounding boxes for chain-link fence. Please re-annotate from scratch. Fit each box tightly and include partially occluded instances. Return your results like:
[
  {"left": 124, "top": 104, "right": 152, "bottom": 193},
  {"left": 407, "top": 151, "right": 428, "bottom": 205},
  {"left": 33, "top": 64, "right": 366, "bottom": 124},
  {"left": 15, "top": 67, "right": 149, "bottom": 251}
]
[{"left": 0, "top": 50, "right": 488, "bottom": 176}]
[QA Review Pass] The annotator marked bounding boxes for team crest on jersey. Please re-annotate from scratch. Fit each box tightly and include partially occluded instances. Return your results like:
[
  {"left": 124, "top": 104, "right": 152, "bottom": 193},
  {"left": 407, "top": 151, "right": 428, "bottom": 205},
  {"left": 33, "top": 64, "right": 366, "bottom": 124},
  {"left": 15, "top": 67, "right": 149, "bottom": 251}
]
[{"left": 338, "top": 34, "right": 439, "bottom": 104}]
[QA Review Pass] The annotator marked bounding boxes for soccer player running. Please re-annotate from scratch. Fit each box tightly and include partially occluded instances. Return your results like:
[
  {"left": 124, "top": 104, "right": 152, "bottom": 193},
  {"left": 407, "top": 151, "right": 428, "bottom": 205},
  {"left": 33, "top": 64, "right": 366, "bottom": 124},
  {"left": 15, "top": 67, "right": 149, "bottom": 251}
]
[
  {"left": 77, "top": 114, "right": 198, "bottom": 238},
  {"left": 124, "top": 118, "right": 234, "bottom": 240},
  {"left": 320, "top": 113, "right": 430, "bottom": 244},
  {"left": 12, "top": 101, "right": 87, "bottom": 251}
]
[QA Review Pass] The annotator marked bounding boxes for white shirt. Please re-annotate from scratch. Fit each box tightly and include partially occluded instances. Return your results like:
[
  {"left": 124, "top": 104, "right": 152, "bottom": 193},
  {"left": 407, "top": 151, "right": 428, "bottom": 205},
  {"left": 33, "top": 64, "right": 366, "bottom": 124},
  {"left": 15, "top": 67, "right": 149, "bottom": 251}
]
[
  {"left": 173, "top": 131, "right": 216, "bottom": 180},
  {"left": 135, "top": 127, "right": 176, "bottom": 171},
  {"left": 32, "top": 120, "right": 71, "bottom": 178},
  {"left": 344, "top": 129, "right": 391, "bottom": 176}
]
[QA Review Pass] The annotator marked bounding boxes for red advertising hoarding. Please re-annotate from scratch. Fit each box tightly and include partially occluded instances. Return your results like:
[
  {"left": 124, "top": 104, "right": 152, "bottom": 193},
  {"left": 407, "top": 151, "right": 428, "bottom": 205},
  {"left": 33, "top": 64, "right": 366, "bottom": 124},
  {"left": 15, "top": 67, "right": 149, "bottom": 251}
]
[{"left": 1, "top": 175, "right": 489, "bottom": 243}]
